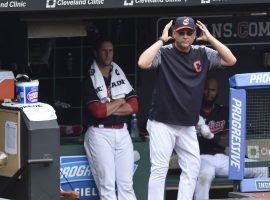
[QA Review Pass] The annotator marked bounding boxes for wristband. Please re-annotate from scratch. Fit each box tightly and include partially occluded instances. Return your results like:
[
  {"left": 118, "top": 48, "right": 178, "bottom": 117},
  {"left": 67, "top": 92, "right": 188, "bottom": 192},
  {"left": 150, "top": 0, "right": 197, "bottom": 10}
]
[{"left": 158, "top": 37, "right": 166, "bottom": 45}]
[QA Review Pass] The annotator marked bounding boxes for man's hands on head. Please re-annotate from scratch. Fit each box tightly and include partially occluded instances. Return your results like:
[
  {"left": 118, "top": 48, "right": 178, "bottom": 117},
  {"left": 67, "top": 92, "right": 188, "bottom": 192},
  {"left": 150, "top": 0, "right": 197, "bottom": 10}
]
[
  {"left": 195, "top": 19, "right": 237, "bottom": 66},
  {"left": 138, "top": 19, "right": 173, "bottom": 69},
  {"left": 160, "top": 20, "right": 173, "bottom": 43},
  {"left": 196, "top": 20, "right": 213, "bottom": 42}
]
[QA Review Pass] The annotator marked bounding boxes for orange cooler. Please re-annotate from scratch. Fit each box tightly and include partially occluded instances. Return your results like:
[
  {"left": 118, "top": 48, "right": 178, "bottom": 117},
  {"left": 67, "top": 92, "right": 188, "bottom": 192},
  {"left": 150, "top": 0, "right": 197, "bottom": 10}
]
[{"left": 0, "top": 70, "right": 15, "bottom": 100}]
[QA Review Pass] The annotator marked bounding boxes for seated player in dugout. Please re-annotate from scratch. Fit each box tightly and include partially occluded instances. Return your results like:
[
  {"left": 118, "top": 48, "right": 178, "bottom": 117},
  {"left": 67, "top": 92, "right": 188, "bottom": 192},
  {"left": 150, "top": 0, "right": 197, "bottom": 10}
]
[
  {"left": 83, "top": 38, "right": 138, "bottom": 200},
  {"left": 194, "top": 77, "right": 269, "bottom": 200}
]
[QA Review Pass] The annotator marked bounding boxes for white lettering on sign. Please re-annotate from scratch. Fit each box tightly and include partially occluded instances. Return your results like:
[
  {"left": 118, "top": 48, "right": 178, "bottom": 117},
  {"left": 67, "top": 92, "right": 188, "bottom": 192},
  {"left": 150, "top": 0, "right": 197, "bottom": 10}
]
[
  {"left": 53, "top": 0, "right": 104, "bottom": 7},
  {"left": 250, "top": 73, "right": 270, "bottom": 84},
  {"left": 201, "top": 0, "right": 210, "bottom": 3},
  {"left": 74, "top": 187, "right": 98, "bottom": 197},
  {"left": 0, "top": 1, "right": 27, "bottom": 8},
  {"left": 125, "top": 0, "right": 186, "bottom": 6},
  {"left": 60, "top": 165, "right": 91, "bottom": 179},
  {"left": 256, "top": 181, "right": 270, "bottom": 190},
  {"left": 230, "top": 98, "right": 242, "bottom": 170},
  {"left": 135, "top": 0, "right": 164, "bottom": 3},
  {"left": 165, "top": 0, "right": 183, "bottom": 2},
  {"left": 57, "top": 0, "right": 85, "bottom": 6},
  {"left": 9, "top": 1, "right": 26, "bottom": 7},
  {"left": 87, "top": 0, "right": 104, "bottom": 5},
  {"left": 206, "top": 21, "right": 270, "bottom": 39}
]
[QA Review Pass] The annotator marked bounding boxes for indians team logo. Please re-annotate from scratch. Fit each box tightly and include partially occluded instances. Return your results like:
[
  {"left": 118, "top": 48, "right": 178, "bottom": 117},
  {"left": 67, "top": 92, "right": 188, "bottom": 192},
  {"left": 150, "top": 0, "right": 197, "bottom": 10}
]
[
  {"left": 193, "top": 60, "right": 202, "bottom": 72},
  {"left": 208, "top": 120, "right": 226, "bottom": 133},
  {"left": 183, "top": 18, "right": 190, "bottom": 26}
]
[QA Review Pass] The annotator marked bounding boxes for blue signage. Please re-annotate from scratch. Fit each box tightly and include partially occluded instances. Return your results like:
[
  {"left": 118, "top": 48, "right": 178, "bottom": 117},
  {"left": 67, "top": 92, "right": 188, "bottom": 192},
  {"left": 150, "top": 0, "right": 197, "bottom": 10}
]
[
  {"left": 229, "top": 72, "right": 270, "bottom": 89},
  {"left": 60, "top": 156, "right": 99, "bottom": 200},
  {"left": 60, "top": 155, "right": 138, "bottom": 199},
  {"left": 240, "top": 178, "right": 270, "bottom": 192},
  {"left": 229, "top": 88, "right": 246, "bottom": 180}
]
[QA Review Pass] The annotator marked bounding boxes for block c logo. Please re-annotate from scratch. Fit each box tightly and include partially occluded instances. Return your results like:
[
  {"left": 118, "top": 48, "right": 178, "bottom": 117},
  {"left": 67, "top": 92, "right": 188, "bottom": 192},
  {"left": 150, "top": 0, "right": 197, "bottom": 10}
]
[
  {"left": 46, "top": 0, "right": 56, "bottom": 8},
  {"left": 124, "top": 0, "right": 134, "bottom": 6}
]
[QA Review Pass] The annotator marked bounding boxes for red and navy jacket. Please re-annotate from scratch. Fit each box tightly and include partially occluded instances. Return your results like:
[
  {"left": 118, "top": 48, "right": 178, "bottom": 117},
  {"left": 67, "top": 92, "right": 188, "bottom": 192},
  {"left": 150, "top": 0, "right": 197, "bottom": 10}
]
[{"left": 83, "top": 69, "right": 138, "bottom": 126}]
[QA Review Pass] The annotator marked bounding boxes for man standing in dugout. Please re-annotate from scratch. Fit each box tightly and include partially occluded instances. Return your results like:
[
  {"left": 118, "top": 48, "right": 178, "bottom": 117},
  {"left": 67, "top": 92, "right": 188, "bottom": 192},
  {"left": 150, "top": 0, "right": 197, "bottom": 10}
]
[
  {"left": 83, "top": 39, "right": 138, "bottom": 200},
  {"left": 138, "top": 16, "right": 237, "bottom": 200}
]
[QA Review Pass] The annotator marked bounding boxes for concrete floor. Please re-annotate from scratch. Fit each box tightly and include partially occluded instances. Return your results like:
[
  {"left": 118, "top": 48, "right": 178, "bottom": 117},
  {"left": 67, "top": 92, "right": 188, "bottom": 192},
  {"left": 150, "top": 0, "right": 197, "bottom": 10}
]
[
  {"left": 212, "top": 198, "right": 264, "bottom": 200},
  {"left": 166, "top": 190, "right": 270, "bottom": 200},
  {"left": 166, "top": 189, "right": 233, "bottom": 199}
]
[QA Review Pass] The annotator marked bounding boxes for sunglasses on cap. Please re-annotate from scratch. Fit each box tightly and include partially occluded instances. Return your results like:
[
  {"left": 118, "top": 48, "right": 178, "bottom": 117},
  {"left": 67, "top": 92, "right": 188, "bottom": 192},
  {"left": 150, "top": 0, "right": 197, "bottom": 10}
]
[{"left": 177, "top": 30, "right": 194, "bottom": 36}]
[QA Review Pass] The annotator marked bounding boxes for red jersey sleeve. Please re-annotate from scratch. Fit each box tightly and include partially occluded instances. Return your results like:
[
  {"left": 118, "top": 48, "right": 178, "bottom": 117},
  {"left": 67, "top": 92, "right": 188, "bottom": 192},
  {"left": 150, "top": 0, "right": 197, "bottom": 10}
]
[
  {"left": 126, "top": 96, "right": 138, "bottom": 113},
  {"left": 87, "top": 102, "right": 107, "bottom": 119}
]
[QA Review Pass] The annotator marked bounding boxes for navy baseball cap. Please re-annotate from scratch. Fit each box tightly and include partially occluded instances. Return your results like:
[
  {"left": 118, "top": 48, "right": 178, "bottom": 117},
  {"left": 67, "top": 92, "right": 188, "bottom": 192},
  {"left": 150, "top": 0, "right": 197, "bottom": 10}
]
[{"left": 174, "top": 17, "right": 196, "bottom": 31}]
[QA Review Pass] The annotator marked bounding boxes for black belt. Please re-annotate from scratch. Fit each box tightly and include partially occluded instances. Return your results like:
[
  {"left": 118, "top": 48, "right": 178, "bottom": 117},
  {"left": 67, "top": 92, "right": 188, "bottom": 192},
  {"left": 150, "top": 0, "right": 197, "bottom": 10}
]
[{"left": 93, "top": 124, "right": 124, "bottom": 129}]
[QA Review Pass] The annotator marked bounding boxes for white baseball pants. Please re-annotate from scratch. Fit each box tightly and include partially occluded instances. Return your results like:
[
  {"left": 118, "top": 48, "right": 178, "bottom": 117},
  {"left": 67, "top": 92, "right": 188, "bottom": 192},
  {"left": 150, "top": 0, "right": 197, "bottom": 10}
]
[
  {"left": 194, "top": 154, "right": 269, "bottom": 200},
  {"left": 84, "top": 125, "right": 136, "bottom": 200},
  {"left": 147, "top": 120, "right": 201, "bottom": 200}
]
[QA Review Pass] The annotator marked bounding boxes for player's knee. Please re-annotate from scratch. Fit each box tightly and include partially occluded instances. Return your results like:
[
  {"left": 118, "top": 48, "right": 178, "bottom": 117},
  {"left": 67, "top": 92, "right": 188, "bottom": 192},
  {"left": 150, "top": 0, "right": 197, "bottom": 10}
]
[
  {"left": 151, "top": 165, "right": 169, "bottom": 178},
  {"left": 119, "top": 183, "right": 133, "bottom": 191},
  {"left": 198, "top": 165, "right": 215, "bottom": 181},
  {"left": 196, "top": 169, "right": 215, "bottom": 190},
  {"left": 197, "top": 172, "right": 215, "bottom": 185}
]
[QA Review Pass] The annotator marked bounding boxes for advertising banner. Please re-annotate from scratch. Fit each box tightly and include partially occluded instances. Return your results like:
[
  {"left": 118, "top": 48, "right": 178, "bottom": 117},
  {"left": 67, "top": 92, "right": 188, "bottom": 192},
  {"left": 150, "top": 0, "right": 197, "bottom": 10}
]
[
  {"left": 229, "top": 72, "right": 270, "bottom": 88},
  {"left": 157, "top": 16, "right": 270, "bottom": 45},
  {"left": 60, "top": 155, "right": 138, "bottom": 200},
  {"left": 0, "top": 0, "right": 269, "bottom": 12},
  {"left": 60, "top": 156, "right": 99, "bottom": 200},
  {"left": 240, "top": 178, "right": 270, "bottom": 192},
  {"left": 246, "top": 139, "right": 270, "bottom": 161},
  {"left": 229, "top": 88, "right": 246, "bottom": 180}
]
